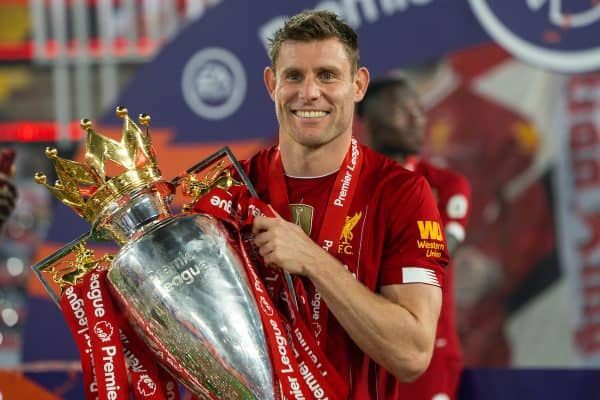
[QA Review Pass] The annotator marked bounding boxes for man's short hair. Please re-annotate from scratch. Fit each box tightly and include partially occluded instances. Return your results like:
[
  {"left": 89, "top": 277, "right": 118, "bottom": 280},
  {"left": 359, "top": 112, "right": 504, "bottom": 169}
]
[{"left": 268, "top": 10, "right": 360, "bottom": 72}]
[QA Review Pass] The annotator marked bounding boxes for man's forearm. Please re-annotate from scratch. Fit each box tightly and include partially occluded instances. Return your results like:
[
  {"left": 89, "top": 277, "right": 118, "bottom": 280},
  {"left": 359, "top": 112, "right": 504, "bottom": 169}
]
[{"left": 305, "top": 253, "right": 440, "bottom": 382}]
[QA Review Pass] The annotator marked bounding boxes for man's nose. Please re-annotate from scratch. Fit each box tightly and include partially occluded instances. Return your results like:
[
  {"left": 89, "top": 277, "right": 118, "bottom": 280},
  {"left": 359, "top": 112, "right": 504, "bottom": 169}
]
[
  {"left": 299, "top": 77, "right": 320, "bottom": 101},
  {"left": 412, "top": 109, "right": 426, "bottom": 127}
]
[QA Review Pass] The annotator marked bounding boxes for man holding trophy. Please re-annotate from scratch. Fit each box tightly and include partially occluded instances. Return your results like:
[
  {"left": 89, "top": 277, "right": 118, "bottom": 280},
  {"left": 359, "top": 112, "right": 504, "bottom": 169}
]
[
  {"left": 247, "top": 10, "right": 449, "bottom": 399},
  {"left": 32, "top": 9, "right": 448, "bottom": 400}
]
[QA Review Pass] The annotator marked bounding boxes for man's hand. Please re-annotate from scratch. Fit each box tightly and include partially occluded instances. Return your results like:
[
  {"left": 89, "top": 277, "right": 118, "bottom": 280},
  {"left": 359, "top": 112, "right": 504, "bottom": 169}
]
[
  {"left": 0, "top": 148, "right": 17, "bottom": 229},
  {"left": 251, "top": 208, "right": 331, "bottom": 276}
]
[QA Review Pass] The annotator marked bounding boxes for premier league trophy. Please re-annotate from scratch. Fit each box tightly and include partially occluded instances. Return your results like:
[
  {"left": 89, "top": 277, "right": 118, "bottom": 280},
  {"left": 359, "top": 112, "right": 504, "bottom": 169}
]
[{"left": 32, "top": 107, "right": 275, "bottom": 399}]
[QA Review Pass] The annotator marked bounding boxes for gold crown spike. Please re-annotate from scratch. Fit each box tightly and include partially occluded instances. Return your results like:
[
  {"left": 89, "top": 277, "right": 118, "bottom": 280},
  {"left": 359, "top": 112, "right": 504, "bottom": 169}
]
[
  {"left": 35, "top": 106, "right": 164, "bottom": 224},
  {"left": 139, "top": 113, "right": 151, "bottom": 127},
  {"left": 34, "top": 148, "right": 101, "bottom": 220}
]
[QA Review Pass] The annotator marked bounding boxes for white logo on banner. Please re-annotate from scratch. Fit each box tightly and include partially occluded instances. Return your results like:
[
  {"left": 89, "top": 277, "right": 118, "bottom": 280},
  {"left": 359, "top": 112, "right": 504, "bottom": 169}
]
[
  {"left": 182, "top": 47, "right": 247, "bottom": 120},
  {"left": 93, "top": 320, "right": 114, "bottom": 343},
  {"left": 526, "top": 0, "right": 600, "bottom": 28},
  {"left": 258, "top": 0, "right": 436, "bottom": 53},
  {"left": 137, "top": 374, "right": 158, "bottom": 397},
  {"left": 468, "top": 0, "right": 600, "bottom": 73}
]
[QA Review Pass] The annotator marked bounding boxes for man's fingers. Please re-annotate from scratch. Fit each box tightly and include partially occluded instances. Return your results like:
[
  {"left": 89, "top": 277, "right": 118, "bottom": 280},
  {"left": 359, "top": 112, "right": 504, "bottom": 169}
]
[
  {"left": 0, "top": 186, "right": 16, "bottom": 209},
  {"left": 252, "top": 213, "right": 283, "bottom": 234},
  {"left": 252, "top": 230, "right": 271, "bottom": 247},
  {"left": 0, "top": 184, "right": 16, "bottom": 200},
  {"left": 253, "top": 205, "right": 283, "bottom": 234},
  {"left": 252, "top": 215, "right": 270, "bottom": 234},
  {"left": 5, "top": 182, "right": 16, "bottom": 198},
  {"left": 0, "top": 175, "right": 16, "bottom": 195},
  {"left": 258, "top": 241, "right": 273, "bottom": 257}
]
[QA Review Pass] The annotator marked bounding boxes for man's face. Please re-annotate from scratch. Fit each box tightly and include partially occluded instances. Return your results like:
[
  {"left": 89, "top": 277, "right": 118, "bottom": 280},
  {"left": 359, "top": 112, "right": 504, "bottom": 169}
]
[
  {"left": 367, "top": 84, "right": 426, "bottom": 155},
  {"left": 264, "top": 38, "right": 368, "bottom": 149}
]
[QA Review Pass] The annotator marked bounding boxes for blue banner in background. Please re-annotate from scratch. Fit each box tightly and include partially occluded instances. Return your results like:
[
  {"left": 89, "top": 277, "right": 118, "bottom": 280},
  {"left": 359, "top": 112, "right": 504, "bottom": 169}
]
[{"left": 109, "top": 0, "right": 490, "bottom": 143}]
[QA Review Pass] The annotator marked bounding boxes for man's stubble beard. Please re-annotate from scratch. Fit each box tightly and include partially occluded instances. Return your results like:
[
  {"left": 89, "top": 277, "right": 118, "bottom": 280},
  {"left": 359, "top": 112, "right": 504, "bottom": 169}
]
[{"left": 282, "top": 112, "right": 351, "bottom": 150}]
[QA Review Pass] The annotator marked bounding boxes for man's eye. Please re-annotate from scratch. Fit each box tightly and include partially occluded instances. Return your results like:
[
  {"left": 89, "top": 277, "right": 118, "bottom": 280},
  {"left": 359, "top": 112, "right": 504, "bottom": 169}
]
[
  {"left": 287, "top": 73, "right": 301, "bottom": 81},
  {"left": 321, "top": 72, "right": 335, "bottom": 81}
]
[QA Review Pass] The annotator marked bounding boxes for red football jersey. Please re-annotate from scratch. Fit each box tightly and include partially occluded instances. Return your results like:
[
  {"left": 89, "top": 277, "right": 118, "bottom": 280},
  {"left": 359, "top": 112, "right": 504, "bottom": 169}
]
[
  {"left": 242, "top": 143, "right": 449, "bottom": 400},
  {"left": 408, "top": 157, "right": 471, "bottom": 358},
  {"left": 398, "top": 157, "right": 471, "bottom": 400}
]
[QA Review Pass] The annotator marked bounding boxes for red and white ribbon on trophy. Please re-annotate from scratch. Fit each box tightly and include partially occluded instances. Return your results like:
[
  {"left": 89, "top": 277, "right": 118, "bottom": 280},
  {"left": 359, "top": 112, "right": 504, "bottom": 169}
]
[
  {"left": 60, "top": 269, "right": 180, "bottom": 400},
  {"left": 191, "top": 183, "right": 350, "bottom": 400}
]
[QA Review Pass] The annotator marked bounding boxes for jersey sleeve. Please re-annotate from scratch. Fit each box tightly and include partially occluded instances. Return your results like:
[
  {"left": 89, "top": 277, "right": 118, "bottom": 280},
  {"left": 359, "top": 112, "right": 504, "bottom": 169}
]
[
  {"left": 436, "top": 171, "right": 471, "bottom": 243},
  {"left": 379, "top": 175, "right": 449, "bottom": 288}
]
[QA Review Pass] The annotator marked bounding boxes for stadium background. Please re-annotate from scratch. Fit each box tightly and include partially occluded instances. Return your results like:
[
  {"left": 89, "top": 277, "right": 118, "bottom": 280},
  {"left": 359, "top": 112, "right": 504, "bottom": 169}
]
[{"left": 0, "top": 0, "right": 598, "bottom": 398}]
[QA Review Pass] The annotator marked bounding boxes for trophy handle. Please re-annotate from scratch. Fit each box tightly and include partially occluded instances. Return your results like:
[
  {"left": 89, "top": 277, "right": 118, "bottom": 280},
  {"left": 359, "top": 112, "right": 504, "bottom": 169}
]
[
  {"left": 31, "top": 230, "right": 116, "bottom": 308},
  {"left": 31, "top": 232, "right": 91, "bottom": 307},
  {"left": 172, "top": 146, "right": 256, "bottom": 196},
  {"left": 174, "top": 146, "right": 300, "bottom": 312}
]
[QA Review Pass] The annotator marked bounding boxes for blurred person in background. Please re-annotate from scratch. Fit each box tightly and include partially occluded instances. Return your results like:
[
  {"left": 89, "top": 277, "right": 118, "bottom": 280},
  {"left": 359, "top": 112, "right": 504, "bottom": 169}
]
[
  {"left": 359, "top": 75, "right": 471, "bottom": 400},
  {"left": 0, "top": 148, "right": 17, "bottom": 231}
]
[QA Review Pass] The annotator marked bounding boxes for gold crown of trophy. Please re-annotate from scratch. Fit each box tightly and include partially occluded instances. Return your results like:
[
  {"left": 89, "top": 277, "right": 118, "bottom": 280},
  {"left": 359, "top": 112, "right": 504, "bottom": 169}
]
[{"left": 32, "top": 107, "right": 276, "bottom": 399}]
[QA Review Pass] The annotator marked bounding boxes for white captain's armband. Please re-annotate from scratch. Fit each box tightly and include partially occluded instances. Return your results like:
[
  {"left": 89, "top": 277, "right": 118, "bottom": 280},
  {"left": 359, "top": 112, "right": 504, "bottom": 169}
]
[{"left": 401, "top": 267, "right": 440, "bottom": 287}]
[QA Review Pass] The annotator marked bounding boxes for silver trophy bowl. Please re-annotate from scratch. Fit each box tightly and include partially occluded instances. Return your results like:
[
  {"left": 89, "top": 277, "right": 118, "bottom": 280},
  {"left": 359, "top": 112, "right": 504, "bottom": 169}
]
[{"left": 101, "top": 186, "right": 275, "bottom": 400}]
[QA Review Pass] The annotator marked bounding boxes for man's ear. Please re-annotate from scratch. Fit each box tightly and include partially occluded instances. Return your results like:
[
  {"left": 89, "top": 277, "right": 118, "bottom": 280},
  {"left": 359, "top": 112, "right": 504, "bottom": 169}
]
[
  {"left": 354, "top": 66, "right": 370, "bottom": 102},
  {"left": 264, "top": 66, "right": 277, "bottom": 101}
]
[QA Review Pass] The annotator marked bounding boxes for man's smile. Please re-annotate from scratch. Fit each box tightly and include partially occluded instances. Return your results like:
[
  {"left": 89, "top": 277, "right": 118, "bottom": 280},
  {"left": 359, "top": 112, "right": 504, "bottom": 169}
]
[{"left": 293, "top": 110, "right": 330, "bottom": 118}]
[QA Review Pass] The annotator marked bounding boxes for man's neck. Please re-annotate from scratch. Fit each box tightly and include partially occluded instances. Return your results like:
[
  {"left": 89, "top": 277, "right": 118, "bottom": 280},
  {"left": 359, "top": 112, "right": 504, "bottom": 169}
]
[{"left": 279, "top": 134, "right": 351, "bottom": 177}]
